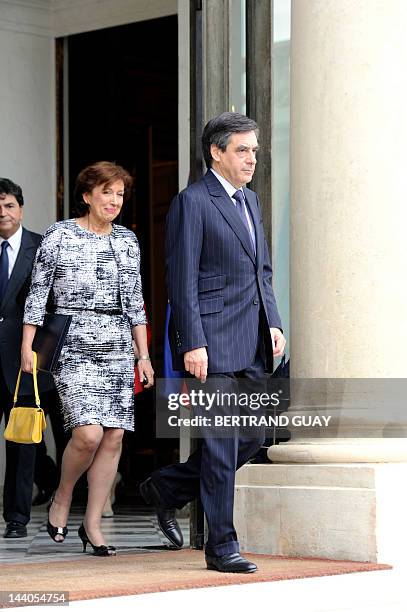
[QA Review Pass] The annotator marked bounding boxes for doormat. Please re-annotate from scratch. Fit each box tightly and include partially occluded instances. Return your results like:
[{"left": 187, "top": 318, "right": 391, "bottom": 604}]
[{"left": 0, "top": 548, "right": 391, "bottom": 607}]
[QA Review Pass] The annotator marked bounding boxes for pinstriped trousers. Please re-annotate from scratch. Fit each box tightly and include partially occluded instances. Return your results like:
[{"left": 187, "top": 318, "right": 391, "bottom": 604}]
[{"left": 152, "top": 338, "right": 266, "bottom": 557}]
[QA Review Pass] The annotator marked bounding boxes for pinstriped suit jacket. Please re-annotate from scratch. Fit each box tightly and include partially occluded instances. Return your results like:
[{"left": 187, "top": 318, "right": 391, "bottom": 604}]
[
  {"left": 166, "top": 171, "right": 282, "bottom": 374},
  {"left": 0, "top": 228, "right": 54, "bottom": 394}
]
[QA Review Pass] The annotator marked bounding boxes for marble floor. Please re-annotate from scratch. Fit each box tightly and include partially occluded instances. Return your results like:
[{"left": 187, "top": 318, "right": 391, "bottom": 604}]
[{"left": 0, "top": 505, "right": 190, "bottom": 564}]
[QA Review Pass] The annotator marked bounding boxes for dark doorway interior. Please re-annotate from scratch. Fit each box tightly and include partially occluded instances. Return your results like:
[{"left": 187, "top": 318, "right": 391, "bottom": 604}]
[{"left": 67, "top": 16, "right": 179, "bottom": 499}]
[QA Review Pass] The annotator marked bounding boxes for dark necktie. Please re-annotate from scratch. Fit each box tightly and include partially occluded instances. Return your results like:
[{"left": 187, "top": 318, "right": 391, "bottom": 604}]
[
  {"left": 233, "top": 190, "right": 256, "bottom": 254},
  {"left": 0, "top": 241, "right": 10, "bottom": 301}
]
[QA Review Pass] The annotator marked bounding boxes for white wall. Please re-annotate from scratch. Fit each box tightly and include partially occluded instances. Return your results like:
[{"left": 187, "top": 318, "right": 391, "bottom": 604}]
[
  {"left": 0, "top": 26, "right": 55, "bottom": 481},
  {"left": 0, "top": 14, "right": 56, "bottom": 481},
  {"left": 0, "top": 28, "right": 56, "bottom": 234}
]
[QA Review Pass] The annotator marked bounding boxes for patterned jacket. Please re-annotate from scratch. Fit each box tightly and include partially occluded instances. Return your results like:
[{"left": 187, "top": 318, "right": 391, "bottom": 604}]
[{"left": 23, "top": 219, "right": 147, "bottom": 328}]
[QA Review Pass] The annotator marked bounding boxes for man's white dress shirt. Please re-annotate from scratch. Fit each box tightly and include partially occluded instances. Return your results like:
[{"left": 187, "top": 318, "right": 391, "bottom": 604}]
[{"left": 0, "top": 224, "right": 22, "bottom": 278}]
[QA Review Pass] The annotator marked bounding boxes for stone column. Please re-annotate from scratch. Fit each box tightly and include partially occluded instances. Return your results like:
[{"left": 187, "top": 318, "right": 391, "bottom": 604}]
[
  {"left": 235, "top": 0, "right": 407, "bottom": 564},
  {"left": 270, "top": 0, "right": 407, "bottom": 461}
]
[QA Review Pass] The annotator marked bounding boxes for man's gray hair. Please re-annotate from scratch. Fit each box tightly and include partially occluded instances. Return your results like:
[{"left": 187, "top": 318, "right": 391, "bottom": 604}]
[{"left": 202, "top": 112, "right": 259, "bottom": 168}]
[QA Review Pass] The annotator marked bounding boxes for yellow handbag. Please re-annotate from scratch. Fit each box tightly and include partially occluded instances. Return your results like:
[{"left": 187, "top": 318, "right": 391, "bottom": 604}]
[{"left": 4, "top": 352, "right": 46, "bottom": 444}]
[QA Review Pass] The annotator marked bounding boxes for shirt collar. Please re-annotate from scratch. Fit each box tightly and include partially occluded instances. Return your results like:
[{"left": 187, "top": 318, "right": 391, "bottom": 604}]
[
  {"left": 210, "top": 168, "right": 244, "bottom": 200},
  {"left": 0, "top": 224, "right": 23, "bottom": 250}
]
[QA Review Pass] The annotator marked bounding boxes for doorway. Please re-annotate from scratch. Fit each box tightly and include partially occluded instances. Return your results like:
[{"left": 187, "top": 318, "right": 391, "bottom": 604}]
[{"left": 60, "top": 15, "right": 179, "bottom": 500}]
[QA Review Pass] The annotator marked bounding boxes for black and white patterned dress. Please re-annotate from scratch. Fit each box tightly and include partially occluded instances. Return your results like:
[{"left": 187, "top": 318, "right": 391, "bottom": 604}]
[{"left": 24, "top": 219, "right": 147, "bottom": 432}]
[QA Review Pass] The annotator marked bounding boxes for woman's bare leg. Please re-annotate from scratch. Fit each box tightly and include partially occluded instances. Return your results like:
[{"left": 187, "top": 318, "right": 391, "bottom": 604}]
[
  {"left": 49, "top": 424, "right": 104, "bottom": 540},
  {"left": 83, "top": 428, "right": 124, "bottom": 545}
]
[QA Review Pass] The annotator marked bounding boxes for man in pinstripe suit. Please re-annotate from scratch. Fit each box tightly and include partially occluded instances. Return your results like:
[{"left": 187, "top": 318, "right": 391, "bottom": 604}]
[{"left": 141, "top": 112, "right": 285, "bottom": 573}]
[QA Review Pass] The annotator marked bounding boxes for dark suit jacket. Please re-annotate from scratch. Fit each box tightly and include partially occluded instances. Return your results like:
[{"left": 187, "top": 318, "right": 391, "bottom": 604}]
[
  {"left": 0, "top": 227, "right": 53, "bottom": 396},
  {"left": 166, "top": 171, "right": 282, "bottom": 374}
]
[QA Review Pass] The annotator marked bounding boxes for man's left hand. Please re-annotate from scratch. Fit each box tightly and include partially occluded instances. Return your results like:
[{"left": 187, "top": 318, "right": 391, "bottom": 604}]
[{"left": 270, "top": 328, "right": 286, "bottom": 357}]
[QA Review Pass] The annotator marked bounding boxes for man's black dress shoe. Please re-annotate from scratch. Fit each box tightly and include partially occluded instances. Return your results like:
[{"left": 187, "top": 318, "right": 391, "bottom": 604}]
[
  {"left": 206, "top": 552, "right": 258, "bottom": 573},
  {"left": 3, "top": 521, "right": 27, "bottom": 539},
  {"left": 139, "top": 477, "right": 183, "bottom": 549},
  {"left": 32, "top": 488, "right": 54, "bottom": 506}
]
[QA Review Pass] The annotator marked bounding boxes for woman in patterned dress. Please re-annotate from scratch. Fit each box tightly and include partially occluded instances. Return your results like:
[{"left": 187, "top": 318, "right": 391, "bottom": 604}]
[{"left": 21, "top": 161, "right": 154, "bottom": 556}]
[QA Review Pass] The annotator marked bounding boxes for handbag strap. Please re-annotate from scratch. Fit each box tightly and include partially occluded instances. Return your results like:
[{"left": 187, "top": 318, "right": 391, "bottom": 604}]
[{"left": 13, "top": 351, "right": 40, "bottom": 408}]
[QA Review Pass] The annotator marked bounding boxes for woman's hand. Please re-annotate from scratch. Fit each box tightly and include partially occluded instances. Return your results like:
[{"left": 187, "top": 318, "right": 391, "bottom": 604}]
[
  {"left": 137, "top": 358, "right": 154, "bottom": 389},
  {"left": 21, "top": 324, "right": 37, "bottom": 373},
  {"left": 21, "top": 345, "right": 35, "bottom": 374}
]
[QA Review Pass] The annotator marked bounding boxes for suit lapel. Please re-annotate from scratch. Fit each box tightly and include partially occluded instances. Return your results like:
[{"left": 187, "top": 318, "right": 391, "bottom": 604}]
[
  {"left": 0, "top": 228, "right": 37, "bottom": 310},
  {"left": 109, "top": 227, "right": 137, "bottom": 304},
  {"left": 204, "top": 172, "right": 256, "bottom": 265}
]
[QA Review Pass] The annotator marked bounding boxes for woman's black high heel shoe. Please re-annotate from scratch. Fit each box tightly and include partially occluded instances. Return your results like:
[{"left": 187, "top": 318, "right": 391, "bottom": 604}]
[
  {"left": 78, "top": 523, "right": 116, "bottom": 556},
  {"left": 46, "top": 497, "right": 68, "bottom": 543}
]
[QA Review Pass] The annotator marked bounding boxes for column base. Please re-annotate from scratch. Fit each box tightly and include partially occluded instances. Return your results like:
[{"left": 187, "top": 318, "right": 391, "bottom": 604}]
[
  {"left": 268, "top": 438, "right": 407, "bottom": 463},
  {"left": 234, "top": 463, "right": 407, "bottom": 564}
]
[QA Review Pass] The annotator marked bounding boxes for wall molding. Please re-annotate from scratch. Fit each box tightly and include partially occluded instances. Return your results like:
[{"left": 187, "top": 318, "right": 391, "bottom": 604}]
[
  {"left": 2, "top": 0, "right": 50, "bottom": 9},
  {"left": 52, "top": 0, "right": 177, "bottom": 37},
  {"left": 0, "top": 0, "right": 52, "bottom": 37},
  {"left": 0, "top": 0, "right": 177, "bottom": 38}
]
